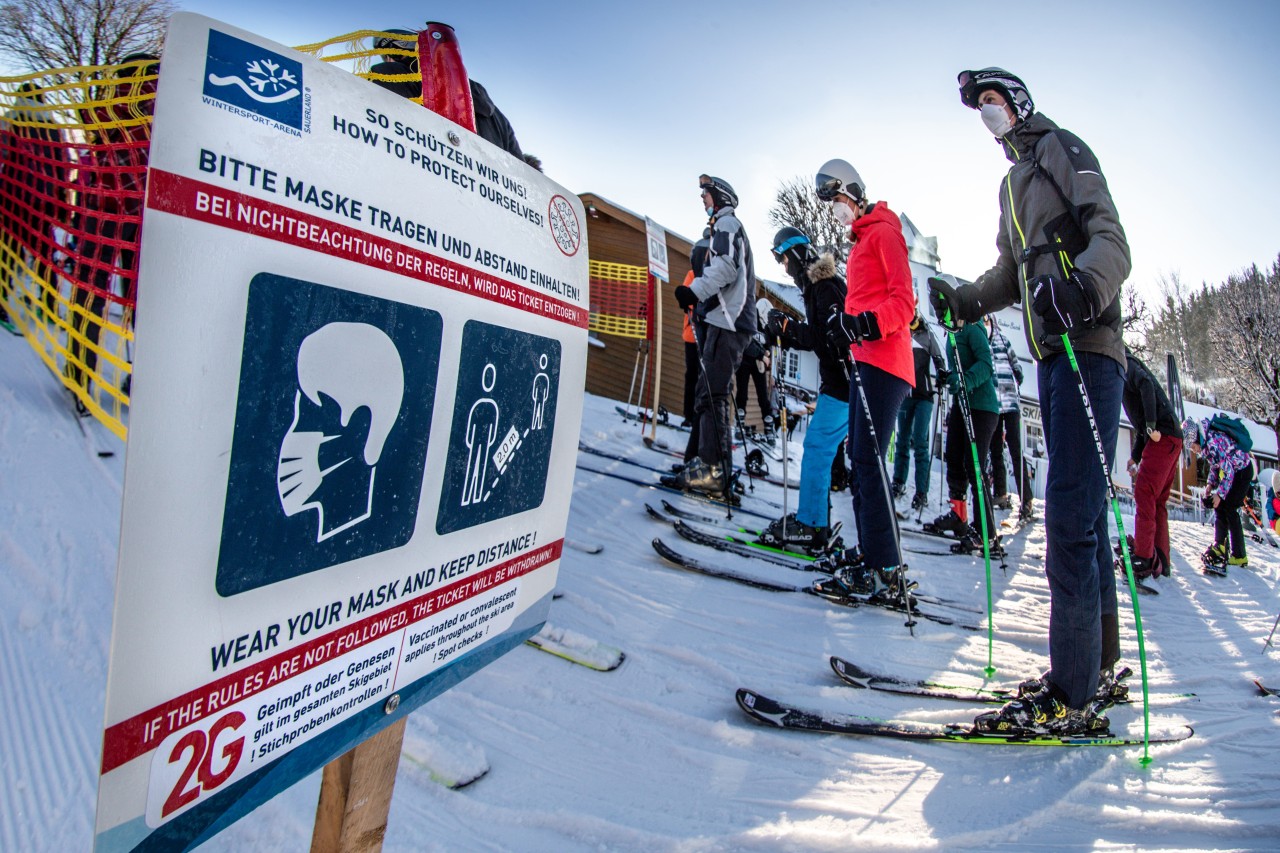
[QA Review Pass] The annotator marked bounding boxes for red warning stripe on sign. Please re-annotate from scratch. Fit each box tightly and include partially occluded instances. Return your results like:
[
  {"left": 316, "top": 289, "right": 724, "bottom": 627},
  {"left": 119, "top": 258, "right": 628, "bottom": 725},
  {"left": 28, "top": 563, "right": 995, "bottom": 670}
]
[
  {"left": 146, "top": 169, "right": 588, "bottom": 328},
  {"left": 100, "top": 540, "right": 562, "bottom": 775}
]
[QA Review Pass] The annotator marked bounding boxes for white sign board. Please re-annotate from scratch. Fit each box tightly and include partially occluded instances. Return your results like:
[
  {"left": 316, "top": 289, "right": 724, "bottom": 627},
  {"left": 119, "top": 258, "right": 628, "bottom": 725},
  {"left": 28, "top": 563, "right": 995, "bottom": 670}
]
[
  {"left": 93, "top": 14, "right": 588, "bottom": 851},
  {"left": 645, "top": 216, "right": 668, "bottom": 282}
]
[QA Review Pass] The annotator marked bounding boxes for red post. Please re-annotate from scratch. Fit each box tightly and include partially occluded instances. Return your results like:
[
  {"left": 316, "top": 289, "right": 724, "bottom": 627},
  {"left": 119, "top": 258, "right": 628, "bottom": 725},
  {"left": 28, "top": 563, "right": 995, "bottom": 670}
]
[{"left": 418, "top": 23, "right": 476, "bottom": 132}]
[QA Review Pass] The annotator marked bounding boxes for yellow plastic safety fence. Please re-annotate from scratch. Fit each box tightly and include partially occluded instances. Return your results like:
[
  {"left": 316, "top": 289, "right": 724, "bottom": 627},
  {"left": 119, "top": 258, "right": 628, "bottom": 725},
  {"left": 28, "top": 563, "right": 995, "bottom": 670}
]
[
  {"left": 588, "top": 260, "right": 650, "bottom": 340},
  {"left": 0, "top": 32, "right": 448, "bottom": 440}
]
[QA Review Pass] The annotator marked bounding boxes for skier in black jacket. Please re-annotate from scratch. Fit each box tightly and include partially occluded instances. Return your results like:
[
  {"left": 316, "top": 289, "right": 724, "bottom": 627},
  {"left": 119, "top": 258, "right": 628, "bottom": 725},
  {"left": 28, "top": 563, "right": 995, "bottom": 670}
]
[
  {"left": 758, "top": 227, "right": 849, "bottom": 550},
  {"left": 1120, "top": 350, "right": 1182, "bottom": 578}
]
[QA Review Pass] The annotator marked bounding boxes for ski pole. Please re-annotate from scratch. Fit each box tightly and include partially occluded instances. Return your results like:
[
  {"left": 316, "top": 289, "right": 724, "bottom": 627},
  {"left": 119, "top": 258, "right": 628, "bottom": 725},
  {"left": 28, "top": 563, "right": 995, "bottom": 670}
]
[
  {"left": 1265, "top": 611, "right": 1280, "bottom": 653},
  {"left": 926, "top": 380, "right": 944, "bottom": 521},
  {"left": 941, "top": 312, "right": 998, "bottom": 677},
  {"left": 832, "top": 325, "right": 915, "bottom": 635},
  {"left": 757, "top": 299, "right": 792, "bottom": 535},
  {"left": 1060, "top": 333, "right": 1153, "bottom": 766}
]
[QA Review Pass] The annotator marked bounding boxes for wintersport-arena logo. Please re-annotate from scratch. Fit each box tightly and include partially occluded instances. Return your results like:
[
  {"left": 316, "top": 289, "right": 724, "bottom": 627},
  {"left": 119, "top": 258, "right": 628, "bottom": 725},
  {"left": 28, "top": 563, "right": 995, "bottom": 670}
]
[{"left": 202, "top": 30, "right": 304, "bottom": 133}]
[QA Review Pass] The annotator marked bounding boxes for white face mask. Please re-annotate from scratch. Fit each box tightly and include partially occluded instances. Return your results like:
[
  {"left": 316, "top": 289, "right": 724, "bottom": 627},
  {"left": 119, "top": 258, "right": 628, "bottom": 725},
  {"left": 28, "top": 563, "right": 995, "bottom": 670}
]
[
  {"left": 831, "top": 201, "right": 856, "bottom": 226},
  {"left": 981, "top": 102, "right": 1014, "bottom": 138}
]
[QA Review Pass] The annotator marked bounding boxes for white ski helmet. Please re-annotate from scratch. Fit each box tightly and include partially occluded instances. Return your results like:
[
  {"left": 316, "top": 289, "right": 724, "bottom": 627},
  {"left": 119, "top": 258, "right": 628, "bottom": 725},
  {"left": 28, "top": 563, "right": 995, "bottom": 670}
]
[{"left": 815, "top": 159, "right": 865, "bottom": 204}]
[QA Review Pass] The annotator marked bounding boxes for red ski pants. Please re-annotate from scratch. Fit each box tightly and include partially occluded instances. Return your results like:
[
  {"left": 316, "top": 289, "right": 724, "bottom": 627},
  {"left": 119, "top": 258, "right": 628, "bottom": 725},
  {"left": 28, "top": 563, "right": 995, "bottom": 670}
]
[{"left": 1133, "top": 434, "right": 1182, "bottom": 563}]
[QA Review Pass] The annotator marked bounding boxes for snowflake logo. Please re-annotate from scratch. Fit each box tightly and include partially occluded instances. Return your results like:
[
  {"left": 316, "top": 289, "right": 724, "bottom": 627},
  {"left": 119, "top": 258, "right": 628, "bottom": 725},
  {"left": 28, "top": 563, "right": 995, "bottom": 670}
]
[{"left": 245, "top": 58, "right": 298, "bottom": 95}]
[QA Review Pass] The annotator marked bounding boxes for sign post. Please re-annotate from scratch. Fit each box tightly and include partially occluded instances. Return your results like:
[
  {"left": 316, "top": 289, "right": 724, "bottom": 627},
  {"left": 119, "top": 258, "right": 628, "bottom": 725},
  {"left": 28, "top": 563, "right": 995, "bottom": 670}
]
[
  {"left": 93, "top": 14, "right": 588, "bottom": 851},
  {"left": 645, "top": 217, "right": 668, "bottom": 442}
]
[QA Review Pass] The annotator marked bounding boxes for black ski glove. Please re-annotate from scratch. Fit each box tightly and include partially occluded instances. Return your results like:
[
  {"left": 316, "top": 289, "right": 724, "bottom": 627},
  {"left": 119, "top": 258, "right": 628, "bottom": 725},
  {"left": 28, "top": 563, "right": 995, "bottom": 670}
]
[
  {"left": 1030, "top": 270, "right": 1097, "bottom": 338},
  {"left": 764, "top": 309, "right": 790, "bottom": 340},
  {"left": 827, "top": 309, "right": 881, "bottom": 345},
  {"left": 674, "top": 285, "right": 699, "bottom": 310},
  {"left": 927, "top": 276, "right": 981, "bottom": 330}
]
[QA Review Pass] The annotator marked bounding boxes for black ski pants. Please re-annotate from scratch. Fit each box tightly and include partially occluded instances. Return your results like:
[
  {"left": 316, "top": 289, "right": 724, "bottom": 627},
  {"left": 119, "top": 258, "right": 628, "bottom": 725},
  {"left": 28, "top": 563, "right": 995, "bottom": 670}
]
[{"left": 944, "top": 402, "right": 998, "bottom": 534}]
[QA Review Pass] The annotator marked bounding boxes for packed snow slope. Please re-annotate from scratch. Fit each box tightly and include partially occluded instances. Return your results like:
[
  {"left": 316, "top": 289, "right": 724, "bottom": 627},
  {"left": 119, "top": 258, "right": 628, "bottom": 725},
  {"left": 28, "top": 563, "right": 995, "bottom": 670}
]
[{"left": 3, "top": 333, "right": 1280, "bottom": 852}]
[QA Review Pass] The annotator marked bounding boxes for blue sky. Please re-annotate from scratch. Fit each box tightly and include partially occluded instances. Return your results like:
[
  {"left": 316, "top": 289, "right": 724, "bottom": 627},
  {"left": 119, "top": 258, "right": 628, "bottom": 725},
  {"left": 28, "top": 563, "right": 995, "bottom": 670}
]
[{"left": 174, "top": 0, "right": 1279, "bottom": 301}]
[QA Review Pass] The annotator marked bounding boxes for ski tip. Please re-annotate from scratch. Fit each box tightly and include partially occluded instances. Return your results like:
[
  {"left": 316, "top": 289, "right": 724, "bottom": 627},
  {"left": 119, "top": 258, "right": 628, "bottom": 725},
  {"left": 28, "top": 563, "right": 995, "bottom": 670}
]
[
  {"left": 829, "top": 655, "right": 872, "bottom": 686},
  {"left": 735, "top": 688, "right": 784, "bottom": 725}
]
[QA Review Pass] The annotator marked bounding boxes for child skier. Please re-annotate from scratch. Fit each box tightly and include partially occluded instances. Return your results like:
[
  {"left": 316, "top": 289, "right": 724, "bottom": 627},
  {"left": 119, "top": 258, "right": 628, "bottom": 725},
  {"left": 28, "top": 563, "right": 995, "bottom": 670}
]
[{"left": 1184, "top": 416, "right": 1255, "bottom": 570}]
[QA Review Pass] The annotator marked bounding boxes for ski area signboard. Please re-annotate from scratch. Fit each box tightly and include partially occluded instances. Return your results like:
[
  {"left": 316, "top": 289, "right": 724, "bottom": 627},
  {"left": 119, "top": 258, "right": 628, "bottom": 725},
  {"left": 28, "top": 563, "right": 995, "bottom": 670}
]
[{"left": 94, "top": 14, "right": 588, "bottom": 851}]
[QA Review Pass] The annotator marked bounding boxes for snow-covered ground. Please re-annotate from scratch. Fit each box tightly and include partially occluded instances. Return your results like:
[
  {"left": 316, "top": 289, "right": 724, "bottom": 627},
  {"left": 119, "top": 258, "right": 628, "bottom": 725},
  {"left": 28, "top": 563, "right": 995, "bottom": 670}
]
[{"left": 4, "top": 332, "right": 1280, "bottom": 852}]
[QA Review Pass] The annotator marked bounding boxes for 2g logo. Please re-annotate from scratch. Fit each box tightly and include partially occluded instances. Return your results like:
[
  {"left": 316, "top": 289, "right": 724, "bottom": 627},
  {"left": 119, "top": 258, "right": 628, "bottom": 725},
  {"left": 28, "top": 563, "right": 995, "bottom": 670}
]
[{"left": 147, "top": 711, "right": 247, "bottom": 825}]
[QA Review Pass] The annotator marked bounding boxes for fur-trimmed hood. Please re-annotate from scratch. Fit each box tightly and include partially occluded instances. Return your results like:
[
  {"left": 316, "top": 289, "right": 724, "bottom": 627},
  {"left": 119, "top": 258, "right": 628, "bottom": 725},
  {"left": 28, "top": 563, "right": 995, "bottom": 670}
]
[{"left": 806, "top": 253, "right": 838, "bottom": 284}]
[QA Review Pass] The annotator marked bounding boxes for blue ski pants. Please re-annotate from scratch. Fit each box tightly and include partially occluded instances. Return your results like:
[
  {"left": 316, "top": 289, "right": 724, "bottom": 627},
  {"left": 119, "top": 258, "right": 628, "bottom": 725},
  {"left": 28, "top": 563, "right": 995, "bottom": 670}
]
[
  {"left": 797, "top": 393, "right": 849, "bottom": 529},
  {"left": 1040, "top": 350, "right": 1123, "bottom": 710}
]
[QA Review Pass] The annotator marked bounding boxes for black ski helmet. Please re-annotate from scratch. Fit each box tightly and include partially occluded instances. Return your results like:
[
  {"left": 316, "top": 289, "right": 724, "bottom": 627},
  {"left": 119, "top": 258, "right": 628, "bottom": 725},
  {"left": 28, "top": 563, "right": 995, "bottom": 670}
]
[
  {"left": 771, "top": 226, "right": 816, "bottom": 265},
  {"left": 958, "top": 67, "right": 1034, "bottom": 121},
  {"left": 374, "top": 27, "right": 420, "bottom": 70},
  {"left": 699, "top": 174, "right": 738, "bottom": 210}
]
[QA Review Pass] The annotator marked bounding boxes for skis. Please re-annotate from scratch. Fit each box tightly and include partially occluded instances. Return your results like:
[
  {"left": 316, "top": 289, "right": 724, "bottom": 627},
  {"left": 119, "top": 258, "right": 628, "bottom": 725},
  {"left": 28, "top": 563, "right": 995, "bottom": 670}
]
[
  {"left": 828, "top": 657, "right": 1194, "bottom": 706},
  {"left": 650, "top": 502, "right": 982, "bottom": 612},
  {"left": 575, "top": 463, "right": 777, "bottom": 521},
  {"left": 647, "top": 509, "right": 830, "bottom": 570},
  {"left": 735, "top": 689, "right": 1194, "bottom": 747},
  {"left": 829, "top": 655, "right": 1021, "bottom": 704},
  {"left": 1201, "top": 558, "right": 1229, "bottom": 578},
  {"left": 615, "top": 404, "right": 686, "bottom": 430},
  {"left": 649, "top": 538, "right": 981, "bottom": 630},
  {"left": 565, "top": 539, "right": 604, "bottom": 555},
  {"left": 62, "top": 387, "right": 116, "bottom": 459},
  {"left": 524, "top": 624, "right": 625, "bottom": 672},
  {"left": 401, "top": 727, "right": 490, "bottom": 789}
]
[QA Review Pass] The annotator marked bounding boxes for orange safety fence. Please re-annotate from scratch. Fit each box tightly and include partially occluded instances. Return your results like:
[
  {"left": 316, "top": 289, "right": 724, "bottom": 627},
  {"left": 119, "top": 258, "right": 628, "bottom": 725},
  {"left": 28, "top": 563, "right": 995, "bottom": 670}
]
[
  {"left": 0, "top": 31, "right": 516, "bottom": 440},
  {"left": 588, "top": 260, "right": 650, "bottom": 340}
]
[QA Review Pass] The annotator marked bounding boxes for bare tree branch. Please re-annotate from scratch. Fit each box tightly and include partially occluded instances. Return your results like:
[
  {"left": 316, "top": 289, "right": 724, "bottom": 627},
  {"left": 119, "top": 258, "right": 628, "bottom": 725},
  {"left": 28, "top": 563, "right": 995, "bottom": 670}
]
[
  {"left": 0, "top": 0, "right": 174, "bottom": 77},
  {"left": 766, "top": 175, "right": 848, "bottom": 265}
]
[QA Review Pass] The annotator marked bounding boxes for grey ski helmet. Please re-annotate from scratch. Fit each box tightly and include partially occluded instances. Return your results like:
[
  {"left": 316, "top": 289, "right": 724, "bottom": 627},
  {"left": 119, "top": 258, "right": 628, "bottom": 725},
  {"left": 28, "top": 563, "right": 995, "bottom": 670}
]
[
  {"left": 815, "top": 159, "right": 865, "bottom": 204},
  {"left": 698, "top": 174, "right": 738, "bottom": 210},
  {"left": 958, "top": 68, "right": 1034, "bottom": 121}
]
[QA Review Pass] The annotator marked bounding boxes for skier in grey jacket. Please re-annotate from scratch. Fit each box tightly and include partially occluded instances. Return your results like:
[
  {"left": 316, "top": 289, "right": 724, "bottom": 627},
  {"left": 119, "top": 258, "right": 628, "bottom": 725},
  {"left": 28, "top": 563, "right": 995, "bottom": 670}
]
[
  {"left": 929, "top": 68, "right": 1131, "bottom": 737},
  {"left": 667, "top": 175, "right": 757, "bottom": 499}
]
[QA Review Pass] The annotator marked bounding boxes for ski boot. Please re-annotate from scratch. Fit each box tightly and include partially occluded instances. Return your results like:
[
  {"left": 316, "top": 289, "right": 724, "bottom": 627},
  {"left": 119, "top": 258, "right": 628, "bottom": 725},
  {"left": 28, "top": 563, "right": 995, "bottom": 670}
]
[
  {"left": 812, "top": 565, "right": 876, "bottom": 598},
  {"left": 1201, "top": 542, "right": 1229, "bottom": 574},
  {"left": 759, "top": 513, "right": 831, "bottom": 554},
  {"left": 890, "top": 481, "right": 907, "bottom": 500},
  {"left": 1227, "top": 554, "right": 1249, "bottom": 568},
  {"left": 1016, "top": 498, "right": 1037, "bottom": 523},
  {"left": 866, "top": 566, "right": 918, "bottom": 609},
  {"left": 910, "top": 492, "right": 929, "bottom": 514},
  {"left": 745, "top": 448, "right": 769, "bottom": 478},
  {"left": 1115, "top": 554, "right": 1156, "bottom": 580},
  {"left": 974, "top": 682, "right": 1110, "bottom": 736},
  {"left": 992, "top": 494, "right": 1013, "bottom": 511},
  {"left": 921, "top": 502, "right": 967, "bottom": 535},
  {"left": 734, "top": 410, "right": 747, "bottom": 441},
  {"left": 1112, "top": 535, "right": 1136, "bottom": 559},
  {"left": 761, "top": 415, "right": 777, "bottom": 445},
  {"left": 951, "top": 525, "right": 1002, "bottom": 556},
  {"left": 661, "top": 459, "right": 739, "bottom": 504},
  {"left": 812, "top": 545, "right": 865, "bottom": 575},
  {"left": 1017, "top": 666, "right": 1131, "bottom": 708}
]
